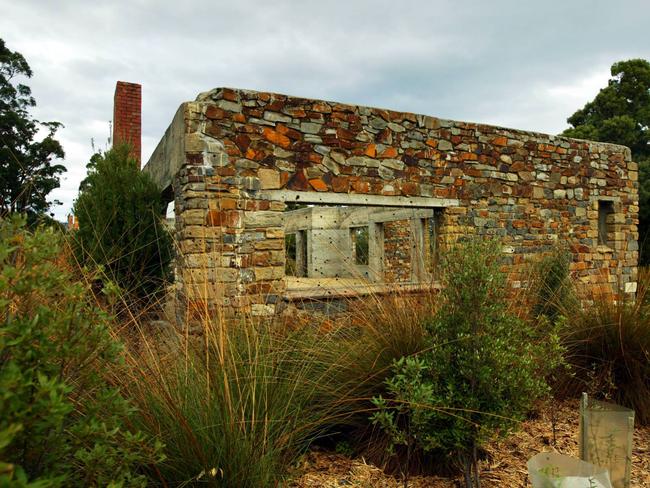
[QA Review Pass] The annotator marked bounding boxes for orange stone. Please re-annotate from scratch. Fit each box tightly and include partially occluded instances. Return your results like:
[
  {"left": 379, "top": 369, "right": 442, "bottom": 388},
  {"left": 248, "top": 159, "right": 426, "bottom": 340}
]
[
  {"left": 205, "top": 106, "right": 226, "bottom": 120},
  {"left": 219, "top": 198, "right": 238, "bottom": 210},
  {"left": 262, "top": 127, "right": 291, "bottom": 148},
  {"left": 308, "top": 153, "right": 323, "bottom": 164},
  {"left": 287, "top": 107, "right": 307, "bottom": 118},
  {"left": 379, "top": 147, "right": 398, "bottom": 158},
  {"left": 222, "top": 88, "right": 238, "bottom": 101},
  {"left": 401, "top": 182, "right": 419, "bottom": 196},
  {"left": 460, "top": 152, "right": 478, "bottom": 161},
  {"left": 512, "top": 220, "right": 526, "bottom": 229},
  {"left": 492, "top": 136, "right": 508, "bottom": 146},
  {"left": 352, "top": 179, "right": 370, "bottom": 194},
  {"left": 252, "top": 251, "right": 272, "bottom": 266},
  {"left": 425, "top": 139, "right": 438, "bottom": 148},
  {"left": 365, "top": 144, "right": 376, "bottom": 157},
  {"left": 309, "top": 178, "right": 328, "bottom": 192},
  {"left": 276, "top": 124, "right": 302, "bottom": 140},
  {"left": 205, "top": 210, "right": 241, "bottom": 227},
  {"left": 312, "top": 102, "right": 332, "bottom": 113}
]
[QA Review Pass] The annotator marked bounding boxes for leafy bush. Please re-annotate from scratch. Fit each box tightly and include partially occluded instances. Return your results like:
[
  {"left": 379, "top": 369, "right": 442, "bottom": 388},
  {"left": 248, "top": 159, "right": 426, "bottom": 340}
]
[
  {"left": 0, "top": 216, "right": 162, "bottom": 486},
  {"left": 370, "top": 239, "right": 563, "bottom": 487},
  {"left": 73, "top": 144, "right": 172, "bottom": 299}
]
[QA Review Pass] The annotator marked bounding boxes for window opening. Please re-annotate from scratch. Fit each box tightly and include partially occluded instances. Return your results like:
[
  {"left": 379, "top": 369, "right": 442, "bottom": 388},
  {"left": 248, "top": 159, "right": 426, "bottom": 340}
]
[
  {"left": 285, "top": 231, "right": 307, "bottom": 277},
  {"left": 422, "top": 211, "right": 441, "bottom": 273},
  {"left": 598, "top": 201, "right": 614, "bottom": 246},
  {"left": 351, "top": 226, "right": 369, "bottom": 265},
  {"left": 281, "top": 203, "right": 446, "bottom": 293}
]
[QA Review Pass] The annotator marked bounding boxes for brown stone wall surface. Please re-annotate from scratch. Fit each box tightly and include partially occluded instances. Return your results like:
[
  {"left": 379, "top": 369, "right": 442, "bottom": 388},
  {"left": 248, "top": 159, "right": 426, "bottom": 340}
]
[
  {"left": 383, "top": 219, "right": 413, "bottom": 283},
  {"left": 143, "top": 87, "right": 638, "bottom": 318}
]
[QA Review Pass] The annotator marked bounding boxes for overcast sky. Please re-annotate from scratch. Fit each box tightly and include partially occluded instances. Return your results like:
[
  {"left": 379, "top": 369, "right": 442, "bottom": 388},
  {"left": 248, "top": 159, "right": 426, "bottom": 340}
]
[{"left": 3, "top": 0, "right": 649, "bottom": 220}]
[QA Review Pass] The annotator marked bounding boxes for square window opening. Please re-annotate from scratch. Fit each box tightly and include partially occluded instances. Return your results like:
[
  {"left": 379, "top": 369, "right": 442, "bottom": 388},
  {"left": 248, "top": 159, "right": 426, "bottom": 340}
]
[{"left": 281, "top": 203, "right": 446, "bottom": 295}]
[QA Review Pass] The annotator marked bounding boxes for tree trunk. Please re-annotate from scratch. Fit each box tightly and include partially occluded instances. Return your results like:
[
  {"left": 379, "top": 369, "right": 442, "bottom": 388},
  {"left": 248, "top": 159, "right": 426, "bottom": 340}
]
[
  {"left": 462, "top": 453, "right": 473, "bottom": 488},
  {"left": 473, "top": 442, "right": 481, "bottom": 488}
]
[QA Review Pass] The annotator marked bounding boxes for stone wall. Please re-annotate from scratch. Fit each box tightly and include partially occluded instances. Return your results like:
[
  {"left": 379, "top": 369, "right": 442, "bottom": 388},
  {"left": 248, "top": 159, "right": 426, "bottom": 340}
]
[
  {"left": 143, "top": 87, "right": 638, "bottom": 319},
  {"left": 383, "top": 219, "right": 413, "bottom": 283}
]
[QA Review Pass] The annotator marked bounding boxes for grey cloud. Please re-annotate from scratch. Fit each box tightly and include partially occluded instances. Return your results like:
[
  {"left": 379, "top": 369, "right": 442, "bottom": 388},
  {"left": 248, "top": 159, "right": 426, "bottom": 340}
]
[{"left": 2, "top": 0, "right": 649, "bottom": 220}]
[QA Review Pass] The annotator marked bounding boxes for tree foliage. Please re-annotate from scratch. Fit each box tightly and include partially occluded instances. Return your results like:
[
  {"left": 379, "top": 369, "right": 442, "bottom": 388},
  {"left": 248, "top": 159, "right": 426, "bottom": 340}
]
[
  {"left": 73, "top": 144, "right": 172, "bottom": 298},
  {"left": 562, "top": 59, "right": 650, "bottom": 261},
  {"left": 0, "top": 216, "right": 162, "bottom": 486},
  {"left": 0, "top": 38, "right": 65, "bottom": 218}
]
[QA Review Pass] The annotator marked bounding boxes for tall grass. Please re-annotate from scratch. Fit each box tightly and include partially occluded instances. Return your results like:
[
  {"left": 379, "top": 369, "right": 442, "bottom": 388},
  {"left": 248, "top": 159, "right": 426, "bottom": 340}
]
[
  {"left": 112, "top": 286, "right": 438, "bottom": 486},
  {"left": 121, "top": 317, "right": 355, "bottom": 486},
  {"left": 540, "top": 262, "right": 650, "bottom": 425},
  {"left": 557, "top": 294, "right": 650, "bottom": 424}
]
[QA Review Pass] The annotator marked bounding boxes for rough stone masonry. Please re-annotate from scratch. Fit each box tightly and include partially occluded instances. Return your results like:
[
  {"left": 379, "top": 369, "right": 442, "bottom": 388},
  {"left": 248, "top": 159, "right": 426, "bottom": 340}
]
[{"left": 143, "top": 87, "right": 638, "bottom": 319}]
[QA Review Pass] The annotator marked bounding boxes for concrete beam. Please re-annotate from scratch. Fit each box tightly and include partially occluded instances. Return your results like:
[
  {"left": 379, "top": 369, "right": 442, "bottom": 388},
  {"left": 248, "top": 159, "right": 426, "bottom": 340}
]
[{"left": 257, "top": 190, "right": 459, "bottom": 208}]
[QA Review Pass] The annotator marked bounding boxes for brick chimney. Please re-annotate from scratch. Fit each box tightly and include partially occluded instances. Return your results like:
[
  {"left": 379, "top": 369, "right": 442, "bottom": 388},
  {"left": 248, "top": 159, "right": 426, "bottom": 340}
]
[{"left": 112, "top": 81, "right": 141, "bottom": 167}]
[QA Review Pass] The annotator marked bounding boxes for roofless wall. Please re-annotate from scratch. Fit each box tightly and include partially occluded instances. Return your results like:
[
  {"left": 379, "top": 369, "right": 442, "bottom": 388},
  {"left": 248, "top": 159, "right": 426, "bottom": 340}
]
[{"left": 143, "top": 88, "right": 638, "bottom": 319}]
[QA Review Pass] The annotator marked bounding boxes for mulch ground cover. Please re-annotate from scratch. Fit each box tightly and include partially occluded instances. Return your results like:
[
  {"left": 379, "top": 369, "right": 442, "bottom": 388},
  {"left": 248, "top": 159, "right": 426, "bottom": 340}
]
[{"left": 290, "top": 399, "right": 650, "bottom": 487}]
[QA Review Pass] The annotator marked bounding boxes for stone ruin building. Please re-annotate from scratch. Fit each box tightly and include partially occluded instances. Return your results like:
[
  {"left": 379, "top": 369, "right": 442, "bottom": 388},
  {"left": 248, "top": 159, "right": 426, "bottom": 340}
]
[{"left": 111, "top": 83, "right": 639, "bottom": 319}]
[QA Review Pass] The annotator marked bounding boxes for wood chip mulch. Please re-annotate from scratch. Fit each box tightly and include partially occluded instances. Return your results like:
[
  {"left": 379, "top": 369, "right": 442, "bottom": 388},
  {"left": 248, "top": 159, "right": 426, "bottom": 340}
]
[{"left": 290, "top": 400, "right": 650, "bottom": 487}]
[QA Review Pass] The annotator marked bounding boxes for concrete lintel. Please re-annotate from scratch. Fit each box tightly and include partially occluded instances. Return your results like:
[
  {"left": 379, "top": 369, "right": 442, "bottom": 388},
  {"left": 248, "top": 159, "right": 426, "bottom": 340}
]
[
  {"left": 591, "top": 195, "right": 621, "bottom": 202},
  {"left": 257, "top": 190, "right": 459, "bottom": 208}
]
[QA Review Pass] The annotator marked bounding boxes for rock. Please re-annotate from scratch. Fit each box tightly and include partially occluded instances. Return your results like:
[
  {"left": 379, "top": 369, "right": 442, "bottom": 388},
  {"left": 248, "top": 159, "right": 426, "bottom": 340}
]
[
  {"left": 309, "top": 178, "right": 329, "bottom": 191},
  {"left": 438, "top": 140, "right": 453, "bottom": 151},
  {"left": 263, "top": 111, "right": 292, "bottom": 124},
  {"left": 262, "top": 128, "right": 291, "bottom": 148},
  {"left": 300, "top": 122, "right": 323, "bottom": 134},
  {"left": 258, "top": 168, "right": 281, "bottom": 189}
]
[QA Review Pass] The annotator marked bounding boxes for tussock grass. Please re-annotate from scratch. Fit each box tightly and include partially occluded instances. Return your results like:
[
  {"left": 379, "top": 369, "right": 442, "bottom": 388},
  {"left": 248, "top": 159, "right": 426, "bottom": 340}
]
[
  {"left": 110, "top": 286, "right": 439, "bottom": 486},
  {"left": 120, "top": 317, "right": 360, "bottom": 486},
  {"left": 542, "top": 265, "right": 650, "bottom": 425},
  {"left": 557, "top": 296, "right": 650, "bottom": 424}
]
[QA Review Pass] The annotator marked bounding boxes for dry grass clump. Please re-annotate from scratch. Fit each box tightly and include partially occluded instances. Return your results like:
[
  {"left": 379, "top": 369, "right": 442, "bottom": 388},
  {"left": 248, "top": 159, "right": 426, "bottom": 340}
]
[
  {"left": 118, "top": 316, "right": 360, "bottom": 487},
  {"left": 543, "top": 266, "right": 650, "bottom": 425},
  {"left": 108, "top": 286, "right": 439, "bottom": 486}
]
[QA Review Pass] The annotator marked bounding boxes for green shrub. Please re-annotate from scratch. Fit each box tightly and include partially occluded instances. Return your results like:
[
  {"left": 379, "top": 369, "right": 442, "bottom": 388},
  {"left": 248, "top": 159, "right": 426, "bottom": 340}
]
[
  {"left": 371, "top": 239, "right": 563, "bottom": 487},
  {"left": 73, "top": 144, "right": 172, "bottom": 299},
  {"left": 0, "top": 216, "right": 162, "bottom": 486}
]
